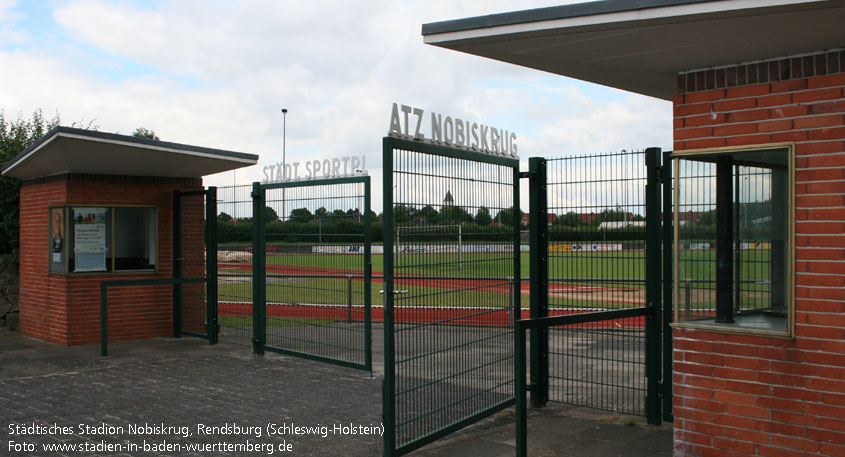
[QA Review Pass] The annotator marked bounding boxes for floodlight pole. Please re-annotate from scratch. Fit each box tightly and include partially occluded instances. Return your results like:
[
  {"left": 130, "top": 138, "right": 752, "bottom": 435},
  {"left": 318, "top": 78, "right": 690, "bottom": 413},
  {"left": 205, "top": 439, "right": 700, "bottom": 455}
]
[{"left": 281, "top": 108, "right": 288, "bottom": 223}]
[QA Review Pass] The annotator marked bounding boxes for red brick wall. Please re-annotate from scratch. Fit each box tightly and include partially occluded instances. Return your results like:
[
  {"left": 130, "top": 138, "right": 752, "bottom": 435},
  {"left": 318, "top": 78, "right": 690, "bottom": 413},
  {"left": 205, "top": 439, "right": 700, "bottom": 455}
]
[
  {"left": 19, "top": 174, "right": 202, "bottom": 345},
  {"left": 19, "top": 180, "right": 69, "bottom": 344},
  {"left": 673, "top": 55, "right": 845, "bottom": 457}
]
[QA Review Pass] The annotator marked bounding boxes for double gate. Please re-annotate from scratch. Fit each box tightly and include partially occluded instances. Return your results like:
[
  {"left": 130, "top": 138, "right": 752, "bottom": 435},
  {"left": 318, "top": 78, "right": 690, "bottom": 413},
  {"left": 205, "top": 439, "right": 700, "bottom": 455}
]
[
  {"left": 165, "top": 140, "right": 673, "bottom": 456},
  {"left": 381, "top": 138, "right": 673, "bottom": 456}
]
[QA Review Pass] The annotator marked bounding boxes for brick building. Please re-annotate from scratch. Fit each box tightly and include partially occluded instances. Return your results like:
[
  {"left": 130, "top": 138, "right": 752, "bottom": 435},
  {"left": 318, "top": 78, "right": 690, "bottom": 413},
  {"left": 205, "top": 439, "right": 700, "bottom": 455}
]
[
  {"left": 423, "top": 1, "right": 845, "bottom": 456},
  {"left": 1, "top": 127, "right": 256, "bottom": 345}
]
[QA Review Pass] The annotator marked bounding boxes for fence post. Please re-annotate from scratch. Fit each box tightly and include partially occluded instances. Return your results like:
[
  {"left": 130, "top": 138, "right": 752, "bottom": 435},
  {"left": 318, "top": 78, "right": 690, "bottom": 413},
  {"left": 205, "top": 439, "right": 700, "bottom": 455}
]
[
  {"left": 251, "top": 182, "right": 266, "bottom": 355},
  {"left": 645, "top": 147, "right": 663, "bottom": 426},
  {"left": 363, "top": 176, "right": 373, "bottom": 372},
  {"left": 382, "top": 138, "right": 396, "bottom": 456},
  {"left": 206, "top": 186, "right": 218, "bottom": 345},
  {"left": 173, "top": 190, "right": 182, "bottom": 338},
  {"left": 528, "top": 157, "right": 549, "bottom": 407},
  {"left": 515, "top": 323, "right": 527, "bottom": 457},
  {"left": 661, "top": 150, "right": 674, "bottom": 422}
]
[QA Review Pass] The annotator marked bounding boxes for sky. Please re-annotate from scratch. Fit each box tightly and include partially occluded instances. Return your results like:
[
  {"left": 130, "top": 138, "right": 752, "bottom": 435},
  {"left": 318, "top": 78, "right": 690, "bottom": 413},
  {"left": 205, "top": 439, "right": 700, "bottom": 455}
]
[{"left": 0, "top": 0, "right": 673, "bottom": 212}]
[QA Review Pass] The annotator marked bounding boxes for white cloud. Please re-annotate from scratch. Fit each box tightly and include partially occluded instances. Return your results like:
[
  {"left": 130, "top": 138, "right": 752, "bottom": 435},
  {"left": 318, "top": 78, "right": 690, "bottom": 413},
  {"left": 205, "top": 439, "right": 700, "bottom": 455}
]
[
  {"left": 0, "top": 0, "right": 28, "bottom": 45},
  {"left": 2, "top": 0, "right": 672, "bottom": 212}
]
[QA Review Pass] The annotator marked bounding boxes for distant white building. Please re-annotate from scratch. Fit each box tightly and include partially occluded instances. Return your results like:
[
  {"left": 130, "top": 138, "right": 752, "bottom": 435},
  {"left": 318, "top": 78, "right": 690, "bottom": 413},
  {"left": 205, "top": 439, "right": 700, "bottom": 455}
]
[{"left": 598, "top": 221, "right": 646, "bottom": 230}]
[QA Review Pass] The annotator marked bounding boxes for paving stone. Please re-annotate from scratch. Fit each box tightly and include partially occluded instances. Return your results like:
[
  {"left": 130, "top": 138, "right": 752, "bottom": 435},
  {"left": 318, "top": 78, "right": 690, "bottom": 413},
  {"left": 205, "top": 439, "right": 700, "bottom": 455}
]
[{"left": 0, "top": 330, "right": 673, "bottom": 456}]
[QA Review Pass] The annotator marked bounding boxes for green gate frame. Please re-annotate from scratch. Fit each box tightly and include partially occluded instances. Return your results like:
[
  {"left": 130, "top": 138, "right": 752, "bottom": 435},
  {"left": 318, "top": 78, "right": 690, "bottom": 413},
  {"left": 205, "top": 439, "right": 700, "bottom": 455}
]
[
  {"left": 515, "top": 148, "right": 672, "bottom": 455},
  {"left": 173, "top": 187, "right": 218, "bottom": 343},
  {"left": 382, "top": 136, "right": 521, "bottom": 456},
  {"left": 102, "top": 187, "right": 218, "bottom": 356},
  {"left": 251, "top": 176, "right": 373, "bottom": 371}
]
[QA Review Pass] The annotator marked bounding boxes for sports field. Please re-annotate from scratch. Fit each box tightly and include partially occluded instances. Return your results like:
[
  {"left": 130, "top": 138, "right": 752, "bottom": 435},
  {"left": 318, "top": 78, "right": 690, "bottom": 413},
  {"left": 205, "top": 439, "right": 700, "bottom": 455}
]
[{"left": 214, "top": 246, "right": 772, "bottom": 328}]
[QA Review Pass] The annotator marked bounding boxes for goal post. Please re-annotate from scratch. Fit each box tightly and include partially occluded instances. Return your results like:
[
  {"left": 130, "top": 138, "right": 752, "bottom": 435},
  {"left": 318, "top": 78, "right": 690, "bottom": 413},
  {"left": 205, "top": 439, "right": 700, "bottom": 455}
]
[{"left": 395, "top": 223, "right": 463, "bottom": 271}]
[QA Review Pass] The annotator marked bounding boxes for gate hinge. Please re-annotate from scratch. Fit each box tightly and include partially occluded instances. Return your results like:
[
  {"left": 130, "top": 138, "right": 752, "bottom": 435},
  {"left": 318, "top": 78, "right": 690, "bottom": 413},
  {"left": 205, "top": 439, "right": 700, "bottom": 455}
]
[{"left": 518, "top": 171, "right": 532, "bottom": 179}]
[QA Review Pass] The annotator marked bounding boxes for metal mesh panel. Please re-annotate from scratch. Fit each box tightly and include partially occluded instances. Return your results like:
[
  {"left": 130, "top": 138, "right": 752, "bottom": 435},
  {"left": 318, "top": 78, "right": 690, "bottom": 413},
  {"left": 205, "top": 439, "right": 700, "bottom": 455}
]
[
  {"left": 545, "top": 151, "right": 648, "bottom": 415},
  {"left": 216, "top": 184, "right": 254, "bottom": 346},
  {"left": 178, "top": 192, "right": 208, "bottom": 337},
  {"left": 385, "top": 142, "right": 519, "bottom": 454},
  {"left": 262, "top": 181, "right": 371, "bottom": 369}
]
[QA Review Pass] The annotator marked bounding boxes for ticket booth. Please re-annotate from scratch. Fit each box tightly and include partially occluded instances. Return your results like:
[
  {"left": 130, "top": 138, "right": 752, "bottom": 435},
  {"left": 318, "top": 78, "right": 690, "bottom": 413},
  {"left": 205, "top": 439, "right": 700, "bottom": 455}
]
[{"left": 1, "top": 127, "right": 257, "bottom": 345}]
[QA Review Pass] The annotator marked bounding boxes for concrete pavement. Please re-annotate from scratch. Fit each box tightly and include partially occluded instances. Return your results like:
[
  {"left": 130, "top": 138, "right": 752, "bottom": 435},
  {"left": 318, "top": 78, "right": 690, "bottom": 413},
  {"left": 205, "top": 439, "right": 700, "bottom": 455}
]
[{"left": 0, "top": 328, "right": 671, "bottom": 456}]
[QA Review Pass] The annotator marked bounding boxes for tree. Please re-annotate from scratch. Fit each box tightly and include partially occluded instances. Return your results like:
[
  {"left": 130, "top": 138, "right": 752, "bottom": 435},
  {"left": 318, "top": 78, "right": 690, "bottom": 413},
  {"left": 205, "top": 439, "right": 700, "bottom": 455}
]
[
  {"left": 393, "top": 205, "right": 413, "bottom": 225},
  {"left": 600, "top": 207, "right": 626, "bottom": 222},
  {"left": 440, "top": 205, "right": 472, "bottom": 225},
  {"left": 495, "top": 206, "right": 524, "bottom": 227},
  {"left": 475, "top": 206, "right": 492, "bottom": 226},
  {"left": 555, "top": 211, "right": 582, "bottom": 227},
  {"left": 264, "top": 206, "right": 279, "bottom": 222},
  {"left": 289, "top": 207, "right": 312, "bottom": 223},
  {"left": 418, "top": 205, "right": 439, "bottom": 225},
  {"left": 1, "top": 110, "right": 61, "bottom": 254},
  {"left": 315, "top": 207, "right": 329, "bottom": 217},
  {"left": 1, "top": 109, "right": 61, "bottom": 324},
  {"left": 132, "top": 127, "right": 159, "bottom": 140},
  {"left": 217, "top": 212, "right": 233, "bottom": 222}
]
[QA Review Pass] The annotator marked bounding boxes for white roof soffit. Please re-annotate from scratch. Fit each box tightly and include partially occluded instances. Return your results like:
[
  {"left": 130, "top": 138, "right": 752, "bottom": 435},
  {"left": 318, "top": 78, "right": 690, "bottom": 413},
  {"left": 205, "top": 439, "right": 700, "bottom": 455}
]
[
  {"left": 1, "top": 127, "right": 259, "bottom": 180},
  {"left": 422, "top": 0, "right": 845, "bottom": 100}
]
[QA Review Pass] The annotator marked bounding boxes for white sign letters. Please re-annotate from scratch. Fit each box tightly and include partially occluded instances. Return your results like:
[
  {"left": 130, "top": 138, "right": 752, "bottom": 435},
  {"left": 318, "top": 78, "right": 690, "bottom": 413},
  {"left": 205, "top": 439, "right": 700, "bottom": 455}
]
[
  {"left": 262, "top": 155, "right": 367, "bottom": 184},
  {"left": 388, "top": 103, "right": 518, "bottom": 159}
]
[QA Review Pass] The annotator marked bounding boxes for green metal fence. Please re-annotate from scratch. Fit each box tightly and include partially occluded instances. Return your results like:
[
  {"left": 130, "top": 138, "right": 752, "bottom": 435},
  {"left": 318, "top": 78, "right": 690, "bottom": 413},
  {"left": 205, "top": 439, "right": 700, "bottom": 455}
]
[
  {"left": 252, "top": 177, "right": 372, "bottom": 371},
  {"left": 515, "top": 148, "right": 669, "bottom": 454},
  {"left": 382, "top": 136, "right": 520, "bottom": 456},
  {"left": 174, "top": 188, "right": 218, "bottom": 343},
  {"left": 542, "top": 151, "right": 653, "bottom": 415},
  {"left": 216, "top": 184, "right": 256, "bottom": 346}
]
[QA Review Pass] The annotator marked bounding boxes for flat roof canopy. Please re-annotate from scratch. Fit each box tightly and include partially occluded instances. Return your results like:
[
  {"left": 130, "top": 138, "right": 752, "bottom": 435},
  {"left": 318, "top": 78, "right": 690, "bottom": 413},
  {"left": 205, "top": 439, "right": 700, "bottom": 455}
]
[
  {"left": 1, "top": 127, "right": 259, "bottom": 180},
  {"left": 423, "top": 0, "right": 845, "bottom": 100}
]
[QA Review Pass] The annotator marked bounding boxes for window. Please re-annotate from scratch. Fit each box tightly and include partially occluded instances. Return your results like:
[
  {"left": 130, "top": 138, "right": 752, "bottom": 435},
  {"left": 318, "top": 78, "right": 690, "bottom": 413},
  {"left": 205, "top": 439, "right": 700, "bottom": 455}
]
[
  {"left": 49, "top": 206, "right": 157, "bottom": 273},
  {"left": 673, "top": 144, "right": 793, "bottom": 337}
]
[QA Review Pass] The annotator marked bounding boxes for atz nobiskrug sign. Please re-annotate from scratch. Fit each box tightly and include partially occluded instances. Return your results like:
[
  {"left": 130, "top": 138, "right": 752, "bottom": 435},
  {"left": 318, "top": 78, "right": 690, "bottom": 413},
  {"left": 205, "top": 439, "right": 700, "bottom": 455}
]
[
  {"left": 261, "top": 103, "right": 517, "bottom": 183},
  {"left": 388, "top": 102, "right": 518, "bottom": 159}
]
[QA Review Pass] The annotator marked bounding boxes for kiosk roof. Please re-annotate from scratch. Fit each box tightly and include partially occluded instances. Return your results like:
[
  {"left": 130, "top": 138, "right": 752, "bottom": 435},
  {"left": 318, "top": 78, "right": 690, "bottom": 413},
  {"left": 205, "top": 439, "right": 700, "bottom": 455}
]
[
  {"left": 1, "top": 127, "right": 259, "bottom": 180},
  {"left": 422, "top": 0, "right": 845, "bottom": 100}
]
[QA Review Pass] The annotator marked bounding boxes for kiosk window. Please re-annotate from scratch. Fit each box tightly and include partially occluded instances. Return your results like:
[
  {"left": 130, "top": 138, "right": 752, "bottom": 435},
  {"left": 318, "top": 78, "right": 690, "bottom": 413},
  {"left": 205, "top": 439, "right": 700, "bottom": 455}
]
[
  {"left": 114, "top": 207, "right": 156, "bottom": 270},
  {"left": 52, "top": 206, "right": 157, "bottom": 273},
  {"left": 673, "top": 145, "right": 793, "bottom": 337}
]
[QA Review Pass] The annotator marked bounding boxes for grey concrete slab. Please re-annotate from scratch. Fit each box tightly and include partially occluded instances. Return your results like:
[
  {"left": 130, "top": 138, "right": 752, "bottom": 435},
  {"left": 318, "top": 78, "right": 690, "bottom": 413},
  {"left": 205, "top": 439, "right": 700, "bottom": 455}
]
[
  {"left": 0, "top": 328, "right": 672, "bottom": 456},
  {"left": 1, "top": 330, "right": 382, "bottom": 456}
]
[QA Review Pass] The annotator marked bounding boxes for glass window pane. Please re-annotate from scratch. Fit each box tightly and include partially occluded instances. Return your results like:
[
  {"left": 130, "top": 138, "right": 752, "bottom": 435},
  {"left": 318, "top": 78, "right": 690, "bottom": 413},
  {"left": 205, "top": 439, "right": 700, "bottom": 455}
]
[
  {"left": 114, "top": 207, "right": 156, "bottom": 271},
  {"left": 69, "top": 207, "right": 111, "bottom": 272},
  {"left": 674, "top": 147, "right": 792, "bottom": 335}
]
